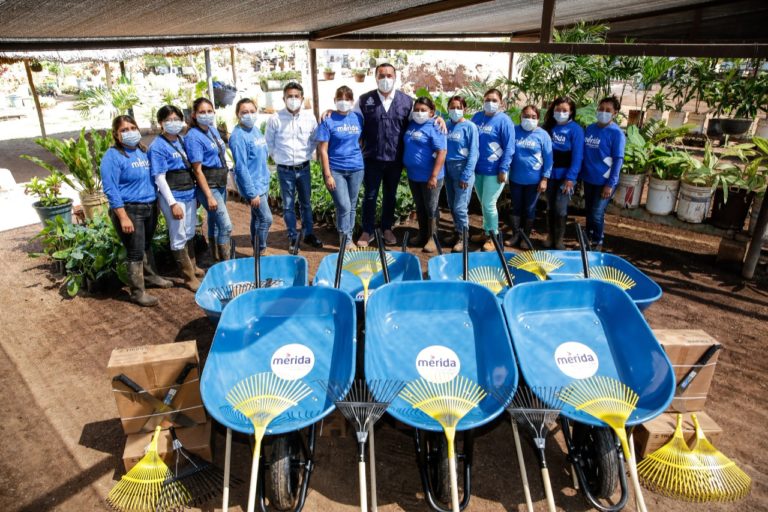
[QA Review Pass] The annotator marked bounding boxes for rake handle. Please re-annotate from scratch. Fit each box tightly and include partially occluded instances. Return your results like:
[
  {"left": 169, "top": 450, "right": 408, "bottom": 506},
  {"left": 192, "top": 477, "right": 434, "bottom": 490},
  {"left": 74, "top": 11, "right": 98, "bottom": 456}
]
[
  {"left": 223, "top": 427, "right": 232, "bottom": 512},
  {"left": 334, "top": 234, "right": 348, "bottom": 289},
  {"left": 447, "top": 434, "right": 460, "bottom": 512},
  {"left": 401, "top": 231, "right": 410, "bottom": 253},
  {"left": 574, "top": 222, "right": 590, "bottom": 278},
  {"left": 511, "top": 421, "right": 534, "bottom": 512},
  {"left": 358, "top": 459, "right": 369, "bottom": 512},
  {"left": 369, "top": 424, "right": 378, "bottom": 512},
  {"left": 253, "top": 233, "right": 261, "bottom": 288},
  {"left": 247, "top": 430, "right": 265, "bottom": 512},
  {"left": 490, "top": 230, "right": 514, "bottom": 288},
  {"left": 541, "top": 467, "right": 556, "bottom": 512}
]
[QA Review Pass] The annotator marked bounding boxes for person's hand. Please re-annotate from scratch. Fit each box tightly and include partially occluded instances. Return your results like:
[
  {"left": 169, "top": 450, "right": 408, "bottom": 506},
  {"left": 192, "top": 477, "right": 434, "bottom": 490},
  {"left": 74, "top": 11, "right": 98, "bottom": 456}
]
[
  {"left": 324, "top": 174, "right": 336, "bottom": 191},
  {"left": 562, "top": 180, "right": 574, "bottom": 195},
  {"left": 601, "top": 185, "right": 613, "bottom": 199},
  {"left": 433, "top": 116, "right": 447, "bottom": 134},
  {"left": 321, "top": 109, "right": 333, "bottom": 120},
  {"left": 120, "top": 217, "right": 134, "bottom": 234},
  {"left": 497, "top": 171, "right": 507, "bottom": 184},
  {"left": 459, "top": 181, "right": 469, "bottom": 190},
  {"left": 171, "top": 203, "right": 184, "bottom": 220},
  {"left": 427, "top": 176, "right": 438, "bottom": 189},
  {"left": 250, "top": 196, "right": 261, "bottom": 208},
  {"left": 207, "top": 195, "right": 218, "bottom": 211},
  {"left": 538, "top": 178, "right": 548, "bottom": 194}
]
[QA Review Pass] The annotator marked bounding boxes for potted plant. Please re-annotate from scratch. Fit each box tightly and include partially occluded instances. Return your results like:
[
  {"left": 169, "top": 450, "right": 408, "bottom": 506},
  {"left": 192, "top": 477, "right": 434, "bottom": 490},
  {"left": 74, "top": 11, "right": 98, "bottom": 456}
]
[
  {"left": 353, "top": 68, "right": 367, "bottom": 83},
  {"left": 633, "top": 57, "right": 672, "bottom": 126},
  {"left": 710, "top": 143, "right": 761, "bottom": 229},
  {"left": 707, "top": 60, "right": 762, "bottom": 137},
  {"left": 746, "top": 136, "right": 768, "bottom": 239},
  {"left": 665, "top": 58, "right": 695, "bottom": 128},
  {"left": 645, "top": 146, "right": 694, "bottom": 215},
  {"left": 21, "top": 128, "right": 112, "bottom": 219},
  {"left": 259, "top": 70, "right": 301, "bottom": 92},
  {"left": 614, "top": 125, "right": 650, "bottom": 209},
  {"left": 685, "top": 58, "right": 716, "bottom": 134},
  {"left": 644, "top": 91, "right": 666, "bottom": 124},
  {"left": 24, "top": 172, "right": 73, "bottom": 225},
  {"left": 323, "top": 66, "right": 335, "bottom": 80}
]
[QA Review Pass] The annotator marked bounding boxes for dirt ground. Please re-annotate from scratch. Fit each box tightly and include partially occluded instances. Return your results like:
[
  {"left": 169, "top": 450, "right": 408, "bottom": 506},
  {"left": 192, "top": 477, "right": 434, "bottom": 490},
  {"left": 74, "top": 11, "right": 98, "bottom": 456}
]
[{"left": 0, "top": 198, "right": 766, "bottom": 512}]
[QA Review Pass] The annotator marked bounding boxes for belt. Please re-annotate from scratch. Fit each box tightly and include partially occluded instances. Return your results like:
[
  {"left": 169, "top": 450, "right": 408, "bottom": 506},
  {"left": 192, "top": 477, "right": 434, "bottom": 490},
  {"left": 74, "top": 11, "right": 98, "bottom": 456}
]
[
  {"left": 278, "top": 161, "right": 309, "bottom": 170},
  {"left": 123, "top": 201, "right": 154, "bottom": 206}
]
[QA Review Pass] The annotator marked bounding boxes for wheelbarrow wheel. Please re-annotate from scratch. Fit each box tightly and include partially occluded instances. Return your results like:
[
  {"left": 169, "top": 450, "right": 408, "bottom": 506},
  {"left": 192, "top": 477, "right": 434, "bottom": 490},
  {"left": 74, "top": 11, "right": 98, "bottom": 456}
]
[
  {"left": 268, "top": 435, "right": 300, "bottom": 511},
  {"left": 572, "top": 423, "right": 619, "bottom": 499},
  {"left": 428, "top": 432, "right": 454, "bottom": 504}
]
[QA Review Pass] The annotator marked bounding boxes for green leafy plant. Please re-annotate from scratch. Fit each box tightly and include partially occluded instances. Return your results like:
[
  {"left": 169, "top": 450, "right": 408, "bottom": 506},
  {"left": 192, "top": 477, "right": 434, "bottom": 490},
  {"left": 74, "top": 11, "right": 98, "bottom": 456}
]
[
  {"left": 323, "top": 66, "right": 334, "bottom": 73},
  {"left": 20, "top": 128, "right": 111, "bottom": 195},
  {"left": 24, "top": 172, "right": 71, "bottom": 207},
  {"left": 682, "top": 141, "right": 753, "bottom": 201},
  {"left": 265, "top": 70, "right": 301, "bottom": 81},
  {"left": 622, "top": 125, "right": 652, "bottom": 175},
  {"left": 647, "top": 146, "right": 695, "bottom": 180},
  {"left": 353, "top": 68, "right": 368, "bottom": 76},
  {"left": 73, "top": 76, "right": 140, "bottom": 120},
  {"left": 645, "top": 91, "right": 667, "bottom": 111},
  {"left": 641, "top": 118, "right": 692, "bottom": 145},
  {"left": 706, "top": 59, "right": 768, "bottom": 118}
]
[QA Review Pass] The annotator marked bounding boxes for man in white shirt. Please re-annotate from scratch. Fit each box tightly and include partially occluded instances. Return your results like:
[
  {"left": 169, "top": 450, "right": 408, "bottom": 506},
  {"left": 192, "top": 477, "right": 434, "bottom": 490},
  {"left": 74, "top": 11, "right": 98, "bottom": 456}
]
[{"left": 265, "top": 82, "right": 323, "bottom": 250}]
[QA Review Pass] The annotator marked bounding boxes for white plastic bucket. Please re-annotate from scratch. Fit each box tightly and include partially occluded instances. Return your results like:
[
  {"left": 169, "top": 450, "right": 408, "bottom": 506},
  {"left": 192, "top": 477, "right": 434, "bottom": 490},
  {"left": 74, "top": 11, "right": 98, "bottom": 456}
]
[
  {"left": 755, "top": 118, "right": 768, "bottom": 139},
  {"left": 667, "top": 111, "right": 687, "bottom": 128},
  {"left": 612, "top": 173, "right": 646, "bottom": 209},
  {"left": 677, "top": 182, "right": 713, "bottom": 223},
  {"left": 687, "top": 112, "right": 707, "bottom": 134},
  {"left": 645, "top": 109, "right": 664, "bottom": 123},
  {"left": 646, "top": 177, "right": 680, "bottom": 215}
]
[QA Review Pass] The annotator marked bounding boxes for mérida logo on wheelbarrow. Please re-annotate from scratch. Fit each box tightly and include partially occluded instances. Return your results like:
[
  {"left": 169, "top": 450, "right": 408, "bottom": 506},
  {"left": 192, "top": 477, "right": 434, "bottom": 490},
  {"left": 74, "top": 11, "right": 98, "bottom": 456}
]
[
  {"left": 415, "top": 345, "right": 461, "bottom": 383},
  {"left": 270, "top": 343, "right": 315, "bottom": 381},
  {"left": 554, "top": 341, "right": 599, "bottom": 379}
]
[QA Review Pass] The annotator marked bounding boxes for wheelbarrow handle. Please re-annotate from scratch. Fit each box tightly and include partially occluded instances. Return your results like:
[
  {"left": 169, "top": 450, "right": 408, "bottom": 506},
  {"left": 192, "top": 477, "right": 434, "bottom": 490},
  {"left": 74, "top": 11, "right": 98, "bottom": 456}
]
[
  {"left": 374, "top": 229, "right": 391, "bottom": 284},
  {"left": 490, "top": 230, "right": 514, "bottom": 288},
  {"left": 334, "top": 234, "right": 348, "bottom": 289},
  {"left": 462, "top": 228, "right": 469, "bottom": 282}
]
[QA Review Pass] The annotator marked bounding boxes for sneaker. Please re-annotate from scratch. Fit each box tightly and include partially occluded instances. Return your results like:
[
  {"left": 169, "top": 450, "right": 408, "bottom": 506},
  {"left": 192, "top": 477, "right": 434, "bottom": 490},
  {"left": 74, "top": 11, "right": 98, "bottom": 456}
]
[
  {"left": 382, "top": 229, "right": 397, "bottom": 246},
  {"left": 357, "top": 232, "right": 371, "bottom": 247},
  {"left": 303, "top": 234, "right": 324, "bottom": 248}
]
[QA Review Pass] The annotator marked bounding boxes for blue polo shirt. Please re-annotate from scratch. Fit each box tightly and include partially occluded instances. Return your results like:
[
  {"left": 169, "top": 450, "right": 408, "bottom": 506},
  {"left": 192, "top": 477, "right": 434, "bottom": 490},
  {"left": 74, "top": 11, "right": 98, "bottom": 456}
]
[
  {"left": 315, "top": 112, "right": 364, "bottom": 172},
  {"left": 229, "top": 124, "right": 270, "bottom": 200},
  {"left": 549, "top": 120, "right": 585, "bottom": 182},
  {"left": 147, "top": 136, "right": 195, "bottom": 202},
  {"left": 184, "top": 125, "right": 226, "bottom": 169},
  {"left": 511, "top": 127, "right": 553, "bottom": 185},
  {"left": 581, "top": 122, "right": 626, "bottom": 188},
  {"left": 470, "top": 112, "right": 515, "bottom": 176},
  {"left": 101, "top": 146, "right": 156, "bottom": 208},
  {"left": 403, "top": 121, "right": 447, "bottom": 182}
]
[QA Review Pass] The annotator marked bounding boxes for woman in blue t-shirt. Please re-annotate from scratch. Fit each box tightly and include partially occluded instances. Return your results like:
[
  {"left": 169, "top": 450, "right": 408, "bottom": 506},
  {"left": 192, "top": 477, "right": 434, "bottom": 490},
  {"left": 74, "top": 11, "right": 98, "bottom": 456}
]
[
  {"left": 148, "top": 105, "right": 202, "bottom": 292},
  {"left": 184, "top": 97, "right": 233, "bottom": 261},
  {"left": 316, "top": 86, "right": 364, "bottom": 248},
  {"left": 507, "top": 105, "right": 553, "bottom": 249},
  {"left": 230, "top": 98, "right": 273, "bottom": 253},
  {"left": 542, "top": 97, "right": 584, "bottom": 249},
  {"left": 580, "top": 96, "right": 626, "bottom": 251},
  {"left": 403, "top": 97, "right": 447, "bottom": 253},
  {"left": 101, "top": 115, "right": 171, "bottom": 306},
  {"left": 445, "top": 95, "right": 479, "bottom": 252}
]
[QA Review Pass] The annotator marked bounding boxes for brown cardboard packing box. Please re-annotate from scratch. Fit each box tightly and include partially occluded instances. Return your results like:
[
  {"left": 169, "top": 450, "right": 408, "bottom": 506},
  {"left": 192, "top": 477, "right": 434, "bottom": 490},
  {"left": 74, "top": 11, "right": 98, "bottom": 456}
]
[
  {"left": 108, "top": 341, "right": 207, "bottom": 434},
  {"left": 123, "top": 420, "right": 213, "bottom": 472},
  {"left": 634, "top": 411, "right": 722, "bottom": 458},
  {"left": 654, "top": 329, "right": 720, "bottom": 413}
]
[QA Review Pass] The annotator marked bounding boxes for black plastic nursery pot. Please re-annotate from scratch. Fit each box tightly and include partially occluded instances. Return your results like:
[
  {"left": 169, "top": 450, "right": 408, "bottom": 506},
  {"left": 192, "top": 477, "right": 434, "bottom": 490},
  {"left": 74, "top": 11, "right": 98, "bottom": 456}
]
[
  {"left": 710, "top": 186, "right": 754, "bottom": 230},
  {"left": 707, "top": 117, "right": 724, "bottom": 138},
  {"left": 721, "top": 118, "right": 754, "bottom": 137}
]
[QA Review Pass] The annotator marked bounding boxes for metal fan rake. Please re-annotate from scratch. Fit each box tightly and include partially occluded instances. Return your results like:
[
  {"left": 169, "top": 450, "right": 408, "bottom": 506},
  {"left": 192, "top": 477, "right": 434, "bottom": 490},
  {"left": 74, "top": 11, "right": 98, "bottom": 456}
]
[{"left": 508, "top": 251, "right": 563, "bottom": 281}]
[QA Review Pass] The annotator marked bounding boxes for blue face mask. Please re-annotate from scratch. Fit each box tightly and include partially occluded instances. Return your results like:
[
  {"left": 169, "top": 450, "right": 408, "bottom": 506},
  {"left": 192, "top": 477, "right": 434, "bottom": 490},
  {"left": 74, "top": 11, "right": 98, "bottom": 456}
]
[
  {"left": 521, "top": 118, "right": 538, "bottom": 131},
  {"left": 239, "top": 113, "right": 256, "bottom": 129},
  {"left": 554, "top": 112, "right": 570, "bottom": 124},
  {"left": 483, "top": 101, "right": 500, "bottom": 114},
  {"left": 448, "top": 109, "right": 464, "bottom": 123},
  {"left": 597, "top": 111, "right": 613, "bottom": 125},
  {"left": 196, "top": 113, "right": 216, "bottom": 127},
  {"left": 121, "top": 130, "right": 141, "bottom": 147},
  {"left": 163, "top": 120, "right": 184, "bottom": 135}
]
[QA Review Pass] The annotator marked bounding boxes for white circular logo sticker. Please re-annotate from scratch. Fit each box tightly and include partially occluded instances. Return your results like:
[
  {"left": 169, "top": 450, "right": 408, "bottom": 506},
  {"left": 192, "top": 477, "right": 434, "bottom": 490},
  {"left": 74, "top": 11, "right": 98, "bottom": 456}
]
[
  {"left": 415, "top": 345, "right": 461, "bottom": 383},
  {"left": 554, "top": 342, "right": 599, "bottom": 379},
  {"left": 270, "top": 343, "right": 315, "bottom": 381}
]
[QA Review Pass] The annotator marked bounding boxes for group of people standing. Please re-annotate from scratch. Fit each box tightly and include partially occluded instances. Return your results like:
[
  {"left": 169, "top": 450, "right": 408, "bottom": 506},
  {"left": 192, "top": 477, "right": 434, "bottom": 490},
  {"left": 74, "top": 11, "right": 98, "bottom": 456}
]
[{"left": 99, "top": 62, "right": 625, "bottom": 307}]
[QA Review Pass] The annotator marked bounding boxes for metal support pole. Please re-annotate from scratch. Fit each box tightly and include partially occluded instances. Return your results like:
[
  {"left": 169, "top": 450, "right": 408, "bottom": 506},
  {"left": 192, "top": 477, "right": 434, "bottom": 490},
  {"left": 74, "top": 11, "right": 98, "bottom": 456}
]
[
  {"left": 742, "top": 196, "right": 768, "bottom": 279},
  {"left": 204, "top": 49, "right": 215, "bottom": 103},
  {"left": 230, "top": 47, "right": 237, "bottom": 88},
  {"left": 24, "top": 60, "right": 46, "bottom": 138},
  {"left": 309, "top": 47, "right": 320, "bottom": 119}
]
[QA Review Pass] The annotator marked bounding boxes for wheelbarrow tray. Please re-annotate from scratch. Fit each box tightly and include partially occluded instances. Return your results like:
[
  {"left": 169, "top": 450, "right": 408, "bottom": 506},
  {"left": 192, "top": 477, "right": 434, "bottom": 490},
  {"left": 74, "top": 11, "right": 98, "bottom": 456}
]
[
  {"left": 200, "top": 286, "right": 356, "bottom": 435},
  {"left": 427, "top": 252, "right": 539, "bottom": 300},
  {"left": 502, "top": 280, "right": 674, "bottom": 427},
  {"left": 544, "top": 250, "right": 662, "bottom": 311},
  {"left": 195, "top": 255, "right": 308, "bottom": 320},
  {"left": 365, "top": 281, "right": 518, "bottom": 433}
]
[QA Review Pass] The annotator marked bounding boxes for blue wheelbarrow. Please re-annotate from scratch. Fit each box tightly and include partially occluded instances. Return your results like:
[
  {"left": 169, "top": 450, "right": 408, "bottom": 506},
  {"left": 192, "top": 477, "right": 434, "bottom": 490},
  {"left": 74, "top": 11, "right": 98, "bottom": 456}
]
[
  {"left": 366, "top": 280, "right": 518, "bottom": 511},
  {"left": 200, "top": 286, "right": 356, "bottom": 511},
  {"left": 502, "top": 279, "right": 675, "bottom": 511}
]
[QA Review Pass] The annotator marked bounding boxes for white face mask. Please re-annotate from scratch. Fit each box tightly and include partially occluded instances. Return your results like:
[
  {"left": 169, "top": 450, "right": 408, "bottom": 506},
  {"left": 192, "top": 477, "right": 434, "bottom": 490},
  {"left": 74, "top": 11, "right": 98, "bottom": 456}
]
[
  {"left": 335, "top": 100, "right": 352, "bottom": 113},
  {"left": 121, "top": 130, "right": 141, "bottom": 147},
  {"left": 377, "top": 77, "right": 395, "bottom": 94},
  {"left": 196, "top": 113, "right": 215, "bottom": 127},
  {"left": 554, "top": 112, "right": 571, "bottom": 124},
  {"left": 521, "top": 118, "right": 538, "bottom": 132},
  {"left": 239, "top": 113, "right": 256, "bottom": 129},
  {"left": 412, "top": 111, "right": 431, "bottom": 124},
  {"left": 163, "top": 120, "right": 185, "bottom": 135},
  {"left": 597, "top": 111, "right": 613, "bottom": 125},
  {"left": 448, "top": 109, "right": 464, "bottom": 122},
  {"left": 484, "top": 101, "right": 500, "bottom": 114},
  {"left": 285, "top": 97, "right": 302, "bottom": 111}
]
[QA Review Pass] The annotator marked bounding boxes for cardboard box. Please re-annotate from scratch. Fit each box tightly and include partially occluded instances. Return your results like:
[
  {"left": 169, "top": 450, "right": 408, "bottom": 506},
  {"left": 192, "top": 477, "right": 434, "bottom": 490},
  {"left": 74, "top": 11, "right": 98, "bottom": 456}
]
[
  {"left": 108, "top": 341, "right": 206, "bottom": 434},
  {"left": 123, "top": 420, "right": 213, "bottom": 472},
  {"left": 634, "top": 411, "right": 723, "bottom": 459},
  {"left": 654, "top": 329, "right": 721, "bottom": 413}
]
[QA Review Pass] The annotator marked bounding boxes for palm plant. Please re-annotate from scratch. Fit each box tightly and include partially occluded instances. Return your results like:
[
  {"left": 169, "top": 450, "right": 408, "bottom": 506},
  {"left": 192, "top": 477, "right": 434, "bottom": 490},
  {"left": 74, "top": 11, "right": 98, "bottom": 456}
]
[{"left": 74, "top": 76, "right": 140, "bottom": 120}]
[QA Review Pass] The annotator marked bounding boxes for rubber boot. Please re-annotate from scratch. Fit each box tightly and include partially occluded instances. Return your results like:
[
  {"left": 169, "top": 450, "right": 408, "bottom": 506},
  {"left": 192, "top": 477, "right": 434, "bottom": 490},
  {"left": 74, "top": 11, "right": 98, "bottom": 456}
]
[
  {"left": 217, "top": 243, "right": 231, "bottom": 261},
  {"left": 143, "top": 251, "right": 173, "bottom": 289},
  {"left": 186, "top": 240, "right": 205, "bottom": 277},
  {"left": 520, "top": 219, "right": 535, "bottom": 250},
  {"left": 208, "top": 237, "right": 219, "bottom": 261},
  {"left": 172, "top": 248, "right": 201, "bottom": 292},
  {"left": 423, "top": 219, "right": 438, "bottom": 253},
  {"left": 410, "top": 216, "right": 428, "bottom": 247},
  {"left": 542, "top": 210, "right": 555, "bottom": 249},
  {"left": 554, "top": 216, "right": 567, "bottom": 250},
  {"left": 504, "top": 216, "right": 522, "bottom": 247},
  {"left": 127, "top": 261, "right": 159, "bottom": 307}
]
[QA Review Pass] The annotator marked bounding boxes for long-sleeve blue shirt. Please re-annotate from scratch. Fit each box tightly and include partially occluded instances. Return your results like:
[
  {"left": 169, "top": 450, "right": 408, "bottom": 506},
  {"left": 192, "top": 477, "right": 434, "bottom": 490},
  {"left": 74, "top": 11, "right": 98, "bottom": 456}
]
[
  {"left": 511, "top": 127, "right": 553, "bottom": 185},
  {"left": 184, "top": 125, "right": 227, "bottom": 168},
  {"left": 229, "top": 124, "right": 270, "bottom": 201},
  {"left": 446, "top": 120, "right": 479, "bottom": 183},
  {"left": 101, "top": 147, "right": 156, "bottom": 209},
  {"left": 403, "top": 121, "right": 447, "bottom": 182},
  {"left": 581, "top": 122, "right": 626, "bottom": 188},
  {"left": 147, "top": 136, "right": 195, "bottom": 202},
  {"left": 470, "top": 112, "right": 515, "bottom": 176},
  {"left": 549, "top": 120, "right": 584, "bottom": 181}
]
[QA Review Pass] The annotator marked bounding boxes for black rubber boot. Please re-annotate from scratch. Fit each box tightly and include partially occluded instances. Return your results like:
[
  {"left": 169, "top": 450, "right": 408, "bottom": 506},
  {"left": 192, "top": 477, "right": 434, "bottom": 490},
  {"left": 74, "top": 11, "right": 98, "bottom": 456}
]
[
  {"left": 554, "top": 216, "right": 567, "bottom": 250},
  {"left": 542, "top": 210, "right": 556, "bottom": 249},
  {"left": 172, "top": 248, "right": 201, "bottom": 292},
  {"left": 143, "top": 251, "right": 173, "bottom": 289},
  {"left": 504, "top": 215, "right": 522, "bottom": 247},
  {"left": 127, "top": 261, "right": 159, "bottom": 307}
]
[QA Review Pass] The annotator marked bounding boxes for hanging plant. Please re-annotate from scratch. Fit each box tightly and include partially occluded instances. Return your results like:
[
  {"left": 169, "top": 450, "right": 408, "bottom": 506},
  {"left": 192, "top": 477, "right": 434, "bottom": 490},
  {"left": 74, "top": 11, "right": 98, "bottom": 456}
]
[{"left": 29, "top": 60, "right": 43, "bottom": 72}]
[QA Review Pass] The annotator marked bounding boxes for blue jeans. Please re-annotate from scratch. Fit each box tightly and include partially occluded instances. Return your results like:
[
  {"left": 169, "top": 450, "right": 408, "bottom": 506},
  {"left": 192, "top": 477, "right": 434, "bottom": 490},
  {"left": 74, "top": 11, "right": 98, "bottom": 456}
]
[
  {"left": 277, "top": 163, "right": 314, "bottom": 240},
  {"left": 329, "top": 169, "right": 364, "bottom": 240},
  {"left": 196, "top": 186, "right": 232, "bottom": 245},
  {"left": 583, "top": 182, "right": 614, "bottom": 245},
  {"left": 545, "top": 178, "right": 572, "bottom": 217},
  {"left": 362, "top": 159, "right": 402, "bottom": 234},
  {"left": 445, "top": 160, "right": 475, "bottom": 232},
  {"left": 509, "top": 183, "right": 540, "bottom": 220},
  {"left": 250, "top": 193, "right": 273, "bottom": 251}
]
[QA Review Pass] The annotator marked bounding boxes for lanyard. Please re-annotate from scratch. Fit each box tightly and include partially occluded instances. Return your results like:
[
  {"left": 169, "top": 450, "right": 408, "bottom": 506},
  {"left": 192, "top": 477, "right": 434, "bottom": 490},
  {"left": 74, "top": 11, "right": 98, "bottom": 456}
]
[
  {"left": 160, "top": 134, "right": 192, "bottom": 170},
  {"left": 201, "top": 127, "right": 227, "bottom": 168}
]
